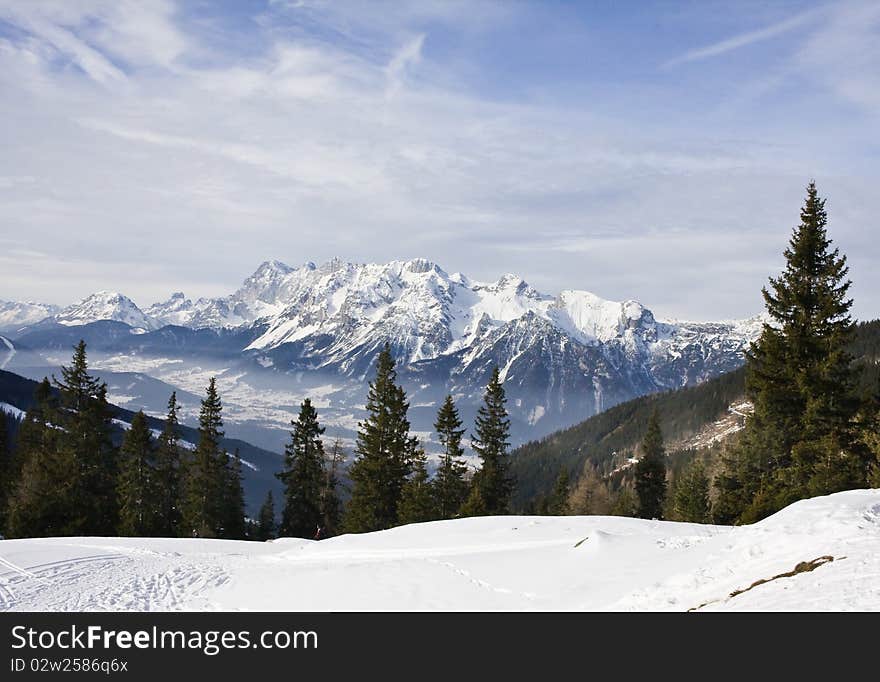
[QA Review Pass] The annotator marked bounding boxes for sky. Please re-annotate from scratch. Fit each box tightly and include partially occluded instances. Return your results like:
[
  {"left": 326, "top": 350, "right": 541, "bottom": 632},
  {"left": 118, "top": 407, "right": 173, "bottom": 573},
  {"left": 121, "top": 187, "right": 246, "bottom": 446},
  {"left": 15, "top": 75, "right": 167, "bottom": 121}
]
[{"left": 0, "top": 0, "right": 878, "bottom": 321}]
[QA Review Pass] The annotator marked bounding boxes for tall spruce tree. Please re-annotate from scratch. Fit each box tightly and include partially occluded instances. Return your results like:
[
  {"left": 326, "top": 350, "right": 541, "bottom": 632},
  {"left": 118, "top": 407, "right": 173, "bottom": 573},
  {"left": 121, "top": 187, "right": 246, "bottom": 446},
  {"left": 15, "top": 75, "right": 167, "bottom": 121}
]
[
  {"left": 52, "top": 341, "right": 118, "bottom": 535},
  {"left": 432, "top": 396, "right": 469, "bottom": 519},
  {"left": 221, "top": 450, "right": 247, "bottom": 539},
  {"left": 320, "top": 438, "right": 344, "bottom": 536},
  {"left": 345, "top": 345, "right": 415, "bottom": 532},
  {"left": 470, "top": 367, "right": 514, "bottom": 515},
  {"left": 278, "top": 399, "right": 326, "bottom": 538},
  {"left": 547, "top": 469, "right": 571, "bottom": 515},
  {"left": 398, "top": 444, "right": 438, "bottom": 525},
  {"left": 716, "top": 182, "right": 864, "bottom": 523},
  {"left": 634, "top": 411, "right": 667, "bottom": 519},
  {"left": 117, "top": 411, "right": 160, "bottom": 536},
  {"left": 0, "top": 411, "right": 9, "bottom": 533},
  {"left": 155, "top": 392, "right": 182, "bottom": 537},
  {"left": 256, "top": 490, "right": 276, "bottom": 541},
  {"left": 6, "top": 378, "right": 76, "bottom": 537},
  {"left": 181, "top": 378, "right": 226, "bottom": 537},
  {"left": 671, "top": 461, "right": 711, "bottom": 523}
]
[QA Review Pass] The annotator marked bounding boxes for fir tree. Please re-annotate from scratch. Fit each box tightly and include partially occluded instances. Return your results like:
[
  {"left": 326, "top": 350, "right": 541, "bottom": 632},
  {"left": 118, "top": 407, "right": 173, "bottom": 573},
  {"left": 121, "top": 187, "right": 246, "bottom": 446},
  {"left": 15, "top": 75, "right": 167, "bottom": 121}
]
[
  {"left": 459, "top": 483, "right": 487, "bottom": 517},
  {"left": 117, "top": 411, "right": 160, "bottom": 536},
  {"left": 53, "top": 341, "right": 118, "bottom": 535},
  {"left": 470, "top": 367, "right": 514, "bottom": 515},
  {"left": 155, "top": 392, "right": 182, "bottom": 537},
  {"left": 547, "top": 469, "right": 571, "bottom": 515},
  {"left": 256, "top": 490, "right": 276, "bottom": 541},
  {"left": 671, "top": 461, "right": 711, "bottom": 523},
  {"left": 345, "top": 345, "right": 415, "bottom": 532},
  {"left": 6, "top": 379, "right": 76, "bottom": 537},
  {"left": 0, "top": 411, "right": 9, "bottom": 533},
  {"left": 181, "top": 378, "right": 226, "bottom": 537},
  {"left": 221, "top": 450, "right": 247, "bottom": 540},
  {"left": 634, "top": 411, "right": 667, "bottom": 519},
  {"left": 278, "top": 399, "right": 326, "bottom": 538},
  {"left": 397, "top": 444, "right": 438, "bottom": 524},
  {"left": 432, "top": 396, "right": 469, "bottom": 519},
  {"left": 717, "top": 182, "right": 864, "bottom": 522},
  {"left": 610, "top": 484, "right": 637, "bottom": 518},
  {"left": 320, "top": 438, "right": 344, "bottom": 536}
]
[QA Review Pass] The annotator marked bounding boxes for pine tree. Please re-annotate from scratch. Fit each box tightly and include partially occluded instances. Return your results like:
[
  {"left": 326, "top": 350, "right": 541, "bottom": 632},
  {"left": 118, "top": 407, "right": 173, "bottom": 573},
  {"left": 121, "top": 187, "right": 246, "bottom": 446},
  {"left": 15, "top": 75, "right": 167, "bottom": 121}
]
[
  {"left": 320, "top": 438, "right": 344, "bottom": 537},
  {"left": 155, "top": 392, "right": 182, "bottom": 537},
  {"left": 117, "top": 411, "right": 160, "bottom": 536},
  {"left": 221, "top": 450, "right": 247, "bottom": 540},
  {"left": 547, "top": 469, "right": 570, "bottom": 515},
  {"left": 53, "top": 341, "right": 118, "bottom": 535},
  {"left": 256, "top": 490, "right": 276, "bottom": 541},
  {"left": 345, "top": 345, "right": 415, "bottom": 532},
  {"left": 6, "top": 379, "right": 76, "bottom": 537},
  {"left": 459, "top": 483, "right": 487, "bottom": 517},
  {"left": 398, "top": 444, "right": 438, "bottom": 524},
  {"left": 278, "top": 399, "right": 326, "bottom": 538},
  {"left": 717, "top": 182, "right": 864, "bottom": 522},
  {"left": 634, "top": 411, "right": 667, "bottom": 519},
  {"left": 181, "top": 378, "right": 226, "bottom": 537},
  {"left": 470, "top": 367, "right": 514, "bottom": 515},
  {"left": 432, "top": 396, "right": 469, "bottom": 519},
  {"left": 0, "top": 411, "right": 10, "bottom": 533},
  {"left": 671, "top": 461, "right": 711, "bottom": 523},
  {"left": 610, "top": 483, "right": 637, "bottom": 517}
]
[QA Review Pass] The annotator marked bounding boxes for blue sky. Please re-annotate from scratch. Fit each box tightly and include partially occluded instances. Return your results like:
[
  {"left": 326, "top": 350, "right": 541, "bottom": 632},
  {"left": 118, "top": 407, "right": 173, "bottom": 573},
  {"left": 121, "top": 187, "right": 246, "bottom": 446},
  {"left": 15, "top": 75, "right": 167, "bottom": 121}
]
[{"left": 0, "top": 0, "right": 878, "bottom": 320}]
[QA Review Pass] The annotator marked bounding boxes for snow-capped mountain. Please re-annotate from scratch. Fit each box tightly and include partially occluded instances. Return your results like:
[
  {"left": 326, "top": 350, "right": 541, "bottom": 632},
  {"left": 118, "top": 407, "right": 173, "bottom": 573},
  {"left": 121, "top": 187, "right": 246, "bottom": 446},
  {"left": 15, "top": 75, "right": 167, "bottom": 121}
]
[
  {"left": 52, "top": 291, "right": 160, "bottom": 331},
  {"left": 0, "top": 300, "right": 60, "bottom": 332},
  {"left": 5, "top": 258, "right": 764, "bottom": 445}
]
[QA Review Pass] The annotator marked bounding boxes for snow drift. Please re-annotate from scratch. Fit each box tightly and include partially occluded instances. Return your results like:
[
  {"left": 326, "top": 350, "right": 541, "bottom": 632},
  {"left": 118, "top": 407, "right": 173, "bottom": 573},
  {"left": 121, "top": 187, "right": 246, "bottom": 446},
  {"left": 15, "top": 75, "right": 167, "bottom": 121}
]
[{"left": 1, "top": 489, "right": 878, "bottom": 612}]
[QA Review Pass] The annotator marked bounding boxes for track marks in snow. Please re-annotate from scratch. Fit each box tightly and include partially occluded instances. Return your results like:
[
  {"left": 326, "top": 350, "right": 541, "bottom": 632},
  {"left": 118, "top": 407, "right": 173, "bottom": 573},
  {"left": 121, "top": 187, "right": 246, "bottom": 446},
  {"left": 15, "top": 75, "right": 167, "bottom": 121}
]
[{"left": 0, "top": 547, "right": 232, "bottom": 612}]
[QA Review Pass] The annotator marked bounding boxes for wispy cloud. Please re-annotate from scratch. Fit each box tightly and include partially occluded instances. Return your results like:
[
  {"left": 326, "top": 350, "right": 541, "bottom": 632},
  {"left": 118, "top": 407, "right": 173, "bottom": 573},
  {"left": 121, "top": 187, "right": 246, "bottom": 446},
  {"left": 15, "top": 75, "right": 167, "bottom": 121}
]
[{"left": 663, "top": 6, "right": 824, "bottom": 68}]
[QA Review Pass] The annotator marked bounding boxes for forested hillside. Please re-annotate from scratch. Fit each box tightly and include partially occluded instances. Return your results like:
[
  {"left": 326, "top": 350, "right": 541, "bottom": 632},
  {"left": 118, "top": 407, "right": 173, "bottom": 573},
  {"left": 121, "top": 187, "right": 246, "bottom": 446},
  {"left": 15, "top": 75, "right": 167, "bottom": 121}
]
[{"left": 512, "top": 319, "right": 880, "bottom": 510}]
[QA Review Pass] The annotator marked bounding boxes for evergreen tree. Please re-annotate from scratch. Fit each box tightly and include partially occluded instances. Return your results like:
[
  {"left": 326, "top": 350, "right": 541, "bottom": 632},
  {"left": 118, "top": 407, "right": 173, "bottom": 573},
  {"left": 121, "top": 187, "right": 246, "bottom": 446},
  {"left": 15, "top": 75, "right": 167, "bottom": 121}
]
[
  {"left": 117, "top": 411, "right": 160, "bottom": 536},
  {"left": 671, "top": 461, "right": 711, "bottom": 523},
  {"left": 634, "top": 411, "right": 667, "bottom": 519},
  {"left": 459, "top": 483, "right": 487, "bottom": 517},
  {"left": 0, "top": 411, "right": 10, "bottom": 533},
  {"left": 181, "top": 378, "right": 226, "bottom": 537},
  {"left": 547, "top": 469, "right": 571, "bottom": 515},
  {"left": 432, "top": 396, "right": 469, "bottom": 519},
  {"left": 717, "top": 182, "right": 864, "bottom": 522},
  {"left": 256, "top": 490, "right": 276, "bottom": 541},
  {"left": 155, "top": 392, "right": 182, "bottom": 537},
  {"left": 345, "top": 345, "right": 415, "bottom": 532},
  {"left": 470, "top": 367, "right": 514, "bottom": 515},
  {"left": 6, "top": 379, "right": 76, "bottom": 537},
  {"left": 610, "top": 483, "right": 637, "bottom": 518},
  {"left": 320, "top": 438, "right": 344, "bottom": 537},
  {"left": 278, "top": 399, "right": 326, "bottom": 538},
  {"left": 221, "top": 450, "right": 247, "bottom": 540},
  {"left": 53, "top": 341, "right": 118, "bottom": 535},
  {"left": 398, "top": 444, "right": 438, "bottom": 524}
]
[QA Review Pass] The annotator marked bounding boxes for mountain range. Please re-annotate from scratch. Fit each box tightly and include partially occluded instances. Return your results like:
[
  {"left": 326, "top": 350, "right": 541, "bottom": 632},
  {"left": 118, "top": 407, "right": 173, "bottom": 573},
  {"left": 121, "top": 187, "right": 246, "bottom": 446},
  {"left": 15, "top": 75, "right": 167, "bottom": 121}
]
[{"left": 0, "top": 259, "right": 763, "bottom": 450}]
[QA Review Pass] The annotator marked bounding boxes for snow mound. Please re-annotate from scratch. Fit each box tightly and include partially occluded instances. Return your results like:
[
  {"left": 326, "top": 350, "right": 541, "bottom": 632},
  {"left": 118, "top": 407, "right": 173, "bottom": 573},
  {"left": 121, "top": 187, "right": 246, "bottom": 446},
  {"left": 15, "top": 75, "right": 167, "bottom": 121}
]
[{"left": 1, "top": 490, "right": 878, "bottom": 611}]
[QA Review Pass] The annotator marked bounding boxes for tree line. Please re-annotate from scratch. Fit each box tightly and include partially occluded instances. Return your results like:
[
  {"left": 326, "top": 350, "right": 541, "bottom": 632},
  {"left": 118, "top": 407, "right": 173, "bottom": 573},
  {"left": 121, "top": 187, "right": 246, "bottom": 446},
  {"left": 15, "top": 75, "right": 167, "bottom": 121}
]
[{"left": 0, "top": 342, "right": 516, "bottom": 540}]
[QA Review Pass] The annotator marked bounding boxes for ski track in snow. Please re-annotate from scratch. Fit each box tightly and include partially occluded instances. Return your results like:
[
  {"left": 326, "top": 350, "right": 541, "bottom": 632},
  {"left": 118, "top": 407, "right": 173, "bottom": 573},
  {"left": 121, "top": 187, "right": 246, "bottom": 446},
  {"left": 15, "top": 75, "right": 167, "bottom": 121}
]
[{"left": 1, "top": 491, "right": 879, "bottom": 612}]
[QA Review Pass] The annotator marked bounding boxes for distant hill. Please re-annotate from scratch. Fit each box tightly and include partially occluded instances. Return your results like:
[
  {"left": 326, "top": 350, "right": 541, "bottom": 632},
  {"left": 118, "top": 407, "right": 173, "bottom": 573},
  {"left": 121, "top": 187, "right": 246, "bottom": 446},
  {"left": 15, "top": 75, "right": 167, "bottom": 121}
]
[
  {"left": 0, "top": 368, "right": 282, "bottom": 514},
  {"left": 511, "top": 319, "right": 880, "bottom": 510}
]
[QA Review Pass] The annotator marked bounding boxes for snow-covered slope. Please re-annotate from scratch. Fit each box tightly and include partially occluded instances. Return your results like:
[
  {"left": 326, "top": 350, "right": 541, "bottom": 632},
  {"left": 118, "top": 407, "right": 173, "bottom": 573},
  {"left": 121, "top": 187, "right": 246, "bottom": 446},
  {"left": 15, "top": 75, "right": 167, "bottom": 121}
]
[
  {"left": 1, "top": 489, "right": 877, "bottom": 611},
  {"left": 0, "top": 300, "right": 59, "bottom": 332},
  {"left": 52, "top": 291, "right": 159, "bottom": 331}
]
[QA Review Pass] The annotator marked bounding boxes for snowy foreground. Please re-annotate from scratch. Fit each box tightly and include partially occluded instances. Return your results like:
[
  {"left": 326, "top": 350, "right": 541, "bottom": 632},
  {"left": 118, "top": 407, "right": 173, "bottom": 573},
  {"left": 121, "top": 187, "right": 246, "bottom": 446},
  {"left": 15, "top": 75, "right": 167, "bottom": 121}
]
[{"left": 1, "top": 490, "right": 879, "bottom": 612}]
